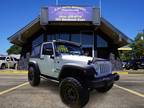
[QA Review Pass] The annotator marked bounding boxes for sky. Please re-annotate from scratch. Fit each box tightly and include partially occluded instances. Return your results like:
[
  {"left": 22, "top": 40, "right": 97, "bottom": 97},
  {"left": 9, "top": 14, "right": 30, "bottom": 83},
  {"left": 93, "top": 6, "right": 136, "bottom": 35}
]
[{"left": 0, "top": 0, "right": 144, "bottom": 54}]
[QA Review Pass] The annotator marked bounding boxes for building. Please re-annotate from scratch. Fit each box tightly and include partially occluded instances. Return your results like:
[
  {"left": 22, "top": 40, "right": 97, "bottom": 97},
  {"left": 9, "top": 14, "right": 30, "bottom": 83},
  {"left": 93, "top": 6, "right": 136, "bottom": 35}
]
[{"left": 8, "top": 6, "right": 132, "bottom": 70}]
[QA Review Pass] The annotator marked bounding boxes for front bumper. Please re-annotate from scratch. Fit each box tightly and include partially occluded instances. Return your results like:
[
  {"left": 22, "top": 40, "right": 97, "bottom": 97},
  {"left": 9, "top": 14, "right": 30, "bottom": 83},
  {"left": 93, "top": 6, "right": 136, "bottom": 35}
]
[{"left": 86, "top": 73, "right": 120, "bottom": 88}]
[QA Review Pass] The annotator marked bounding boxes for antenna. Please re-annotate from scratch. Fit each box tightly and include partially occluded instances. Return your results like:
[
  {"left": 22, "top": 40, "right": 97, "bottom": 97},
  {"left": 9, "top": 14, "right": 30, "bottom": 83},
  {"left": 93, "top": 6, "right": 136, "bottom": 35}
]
[{"left": 99, "top": 0, "right": 102, "bottom": 17}]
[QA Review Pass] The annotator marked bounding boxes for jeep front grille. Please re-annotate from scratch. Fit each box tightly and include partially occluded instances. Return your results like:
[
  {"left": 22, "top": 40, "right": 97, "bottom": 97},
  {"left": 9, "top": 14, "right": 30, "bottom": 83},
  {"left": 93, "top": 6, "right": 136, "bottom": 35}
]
[{"left": 99, "top": 63, "right": 111, "bottom": 74}]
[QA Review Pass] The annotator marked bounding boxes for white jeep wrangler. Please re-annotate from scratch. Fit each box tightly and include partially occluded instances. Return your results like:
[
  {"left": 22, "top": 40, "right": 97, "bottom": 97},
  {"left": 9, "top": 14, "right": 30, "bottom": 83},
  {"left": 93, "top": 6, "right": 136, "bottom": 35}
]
[{"left": 28, "top": 40, "right": 119, "bottom": 108}]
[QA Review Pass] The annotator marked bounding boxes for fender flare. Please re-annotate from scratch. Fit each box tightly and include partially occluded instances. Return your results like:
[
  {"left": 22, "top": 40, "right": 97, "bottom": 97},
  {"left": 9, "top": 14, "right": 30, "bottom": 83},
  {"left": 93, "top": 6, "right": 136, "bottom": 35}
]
[{"left": 58, "top": 65, "right": 96, "bottom": 80}]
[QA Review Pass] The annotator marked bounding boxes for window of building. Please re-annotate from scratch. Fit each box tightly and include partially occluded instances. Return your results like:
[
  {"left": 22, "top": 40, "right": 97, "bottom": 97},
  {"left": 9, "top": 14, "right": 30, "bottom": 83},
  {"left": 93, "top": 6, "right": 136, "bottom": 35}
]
[
  {"left": 60, "top": 33, "right": 70, "bottom": 41},
  {"left": 71, "top": 34, "right": 80, "bottom": 43},
  {"left": 47, "top": 34, "right": 55, "bottom": 41},
  {"left": 31, "top": 45, "right": 41, "bottom": 57},
  {"left": 31, "top": 34, "right": 44, "bottom": 57},
  {"left": 32, "top": 34, "right": 43, "bottom": 47},
  {"left": 47, "top": 33, "right": 70, "bottom": 41},
  {"left": 97, "top": 35, "right": 108, "bottom": 48},
  {"left": 81, "top": 33, "right": 93, "bottom": 47}
]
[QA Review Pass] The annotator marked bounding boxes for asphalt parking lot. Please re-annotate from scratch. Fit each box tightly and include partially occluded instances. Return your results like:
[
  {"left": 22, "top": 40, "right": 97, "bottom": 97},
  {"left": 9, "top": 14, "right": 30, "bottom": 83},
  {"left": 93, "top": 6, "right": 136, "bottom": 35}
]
[{"left": 0, "top": 72, "right": 144, "bottom": 108}]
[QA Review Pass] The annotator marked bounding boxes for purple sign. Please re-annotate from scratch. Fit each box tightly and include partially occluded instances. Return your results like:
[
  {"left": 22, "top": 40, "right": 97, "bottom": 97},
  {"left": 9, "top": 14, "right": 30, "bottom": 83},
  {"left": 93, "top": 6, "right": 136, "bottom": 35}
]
[{"left": 48, "top": 6, "right": 92, "bottom": 21}]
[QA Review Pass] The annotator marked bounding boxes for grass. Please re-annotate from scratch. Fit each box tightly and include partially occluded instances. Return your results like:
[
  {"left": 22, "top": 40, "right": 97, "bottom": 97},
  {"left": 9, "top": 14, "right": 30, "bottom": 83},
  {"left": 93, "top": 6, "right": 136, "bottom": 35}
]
[{"left": 0, "top": 69, "right": 28, "bottom": 74}]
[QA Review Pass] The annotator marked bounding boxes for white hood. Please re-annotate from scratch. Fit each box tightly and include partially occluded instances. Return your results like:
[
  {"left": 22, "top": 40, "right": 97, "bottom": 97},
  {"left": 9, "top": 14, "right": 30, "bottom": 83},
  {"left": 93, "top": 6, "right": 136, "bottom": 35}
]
[{"left": 61, "top": 54, "right": 93, "bottom": 66}]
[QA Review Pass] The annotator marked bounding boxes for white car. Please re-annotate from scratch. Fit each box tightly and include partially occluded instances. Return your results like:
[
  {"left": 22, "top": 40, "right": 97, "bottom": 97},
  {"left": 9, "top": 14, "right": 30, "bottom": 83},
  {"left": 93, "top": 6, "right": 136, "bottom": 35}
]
[
  {"left": 0, "top": 56, "right": 17, "bottom": 69},
  {"left": 28, "top": 40, "right": 119, "bottom": 107}
]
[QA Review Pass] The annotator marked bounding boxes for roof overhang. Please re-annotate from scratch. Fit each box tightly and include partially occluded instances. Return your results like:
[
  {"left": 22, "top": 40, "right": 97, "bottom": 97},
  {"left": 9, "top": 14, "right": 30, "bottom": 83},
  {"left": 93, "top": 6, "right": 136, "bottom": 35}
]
[
  {"left": 100, "top": 18, "right": 133, "bottom": 47},
  {"left": 8, "top": 17, "right": 41, "bottom": 46},
  {"left": 8, "top": 16, "right": 132, "bottom": 47}
]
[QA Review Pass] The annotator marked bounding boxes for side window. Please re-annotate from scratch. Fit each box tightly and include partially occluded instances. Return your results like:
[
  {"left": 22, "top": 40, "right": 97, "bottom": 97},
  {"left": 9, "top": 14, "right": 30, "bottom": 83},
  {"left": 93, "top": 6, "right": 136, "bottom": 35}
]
[
  {"left": 10, "top": 57, "right": 13, "bottom": 61},
  {"left": 6, "top": 57, "right": 10, "bottom": 61},
  {"left": 0, "top": 57, "right": 6, "bottom": 60},
  {"left": 42, "top": 43, "right": 53, "bottom": 55}
]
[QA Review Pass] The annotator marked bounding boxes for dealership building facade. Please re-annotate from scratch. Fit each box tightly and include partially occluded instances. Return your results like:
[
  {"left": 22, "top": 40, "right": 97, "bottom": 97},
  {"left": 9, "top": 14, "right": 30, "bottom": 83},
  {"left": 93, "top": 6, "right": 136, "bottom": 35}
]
[{"left": 8, "top": 6, "right": 131, "bottom": 70}]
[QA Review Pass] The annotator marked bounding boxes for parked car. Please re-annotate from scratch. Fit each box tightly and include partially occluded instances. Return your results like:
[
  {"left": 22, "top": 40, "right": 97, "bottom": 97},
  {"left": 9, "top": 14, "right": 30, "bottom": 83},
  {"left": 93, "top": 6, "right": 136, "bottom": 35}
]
[
  {"left": 125, "top": 58, "right": 144, "bottom": 70},
  {"left": 0, "top": 56, "right": 18, "bottom": 69},
  {"left": 122, "top": 61, "right": 127, "bottom": 69},
  {"left": 136, "top": 58, "right": 144, "bottom": 69},
  {"left": 28, "top": 40, "right": 119, "bottom": 107}
]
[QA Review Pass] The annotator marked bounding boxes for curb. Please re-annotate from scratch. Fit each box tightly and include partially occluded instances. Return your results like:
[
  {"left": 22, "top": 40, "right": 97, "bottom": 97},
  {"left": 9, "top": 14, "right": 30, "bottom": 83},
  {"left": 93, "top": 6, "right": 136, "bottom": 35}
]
[
  {"left": 113, "top": 71, "right": 144, "bottom": 75},
  {"left": 0, "top": 70, "right": 143, "bottom": 75},
  {"left": 112, "top": 71, "right": 128, "bottom": 75},
  {"left": 0, "top": 70, "right": 28, "bottom": 74}
]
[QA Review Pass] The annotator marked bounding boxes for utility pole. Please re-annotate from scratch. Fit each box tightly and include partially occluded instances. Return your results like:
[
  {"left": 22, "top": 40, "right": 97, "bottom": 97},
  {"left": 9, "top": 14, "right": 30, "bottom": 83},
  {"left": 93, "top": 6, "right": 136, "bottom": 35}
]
[
  {"left": 99, "top": 0, "right": 102, "bottom": 17},
  {"left": 56, "top": 0, "right": 58, "bottom": 5},
  {"left": 142, "top": 29, "right": 144, "bottom": 40}
]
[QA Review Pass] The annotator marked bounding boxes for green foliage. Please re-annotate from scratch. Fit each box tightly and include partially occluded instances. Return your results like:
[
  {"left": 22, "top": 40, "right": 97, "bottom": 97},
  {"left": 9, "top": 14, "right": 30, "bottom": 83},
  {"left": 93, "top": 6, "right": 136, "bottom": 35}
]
[
  {"left": 119, "top": 50, "right": 132, "bottom": 61},
  {"left": 7, "top": 45, "right": 22, "bottom": 55},
  {"left": 131, "top": 33, "right": 144, "bottom": 58},
  {"left": 119, "top": 33, "right": 144, "bottom": 61}
]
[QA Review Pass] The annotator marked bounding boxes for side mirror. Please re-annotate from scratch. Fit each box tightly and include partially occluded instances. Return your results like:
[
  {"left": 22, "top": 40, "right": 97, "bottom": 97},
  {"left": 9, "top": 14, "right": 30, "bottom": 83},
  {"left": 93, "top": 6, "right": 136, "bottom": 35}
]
[
  {"left": 50, "top": 55, "right": 55, "bottom": 59},
  {"left": 43, "top": 48, "right": 53, "bottom": 55}
]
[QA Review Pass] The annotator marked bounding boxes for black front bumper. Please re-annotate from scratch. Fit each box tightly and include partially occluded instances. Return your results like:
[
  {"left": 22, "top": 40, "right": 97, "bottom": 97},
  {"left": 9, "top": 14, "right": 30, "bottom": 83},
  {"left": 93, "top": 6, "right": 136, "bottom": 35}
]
[{"left": 86, "top": 73, "right": 120, "bottom": 88}]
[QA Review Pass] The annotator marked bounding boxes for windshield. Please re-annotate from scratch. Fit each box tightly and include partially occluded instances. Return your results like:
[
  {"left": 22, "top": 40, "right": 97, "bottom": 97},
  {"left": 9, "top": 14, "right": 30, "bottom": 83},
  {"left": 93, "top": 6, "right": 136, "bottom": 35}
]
[{"left": 55, "top": 42, "right": 83, "bottom": 55}]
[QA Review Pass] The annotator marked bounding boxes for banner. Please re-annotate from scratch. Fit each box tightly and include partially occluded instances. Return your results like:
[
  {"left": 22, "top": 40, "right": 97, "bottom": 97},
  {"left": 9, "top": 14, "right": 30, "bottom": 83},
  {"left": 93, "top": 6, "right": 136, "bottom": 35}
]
[{"left": 48, "top": 6, "right": 92, "bottom": 21}]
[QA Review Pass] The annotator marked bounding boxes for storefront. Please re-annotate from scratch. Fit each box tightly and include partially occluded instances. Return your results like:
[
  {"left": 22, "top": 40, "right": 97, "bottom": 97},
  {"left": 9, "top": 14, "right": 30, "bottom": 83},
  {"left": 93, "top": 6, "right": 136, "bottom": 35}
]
[{"left": 8, "top": 6, "right": 131, "bottom": 70}]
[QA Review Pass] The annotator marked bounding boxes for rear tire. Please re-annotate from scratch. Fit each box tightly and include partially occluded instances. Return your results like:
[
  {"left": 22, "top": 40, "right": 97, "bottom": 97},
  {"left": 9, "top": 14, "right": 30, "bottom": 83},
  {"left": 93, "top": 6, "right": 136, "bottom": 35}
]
[
  {"left": 1, "top": 64, "right": 6, "bottom": 69},
  {"left": 96, "top": 83, "right": 113, "bottom": 93},
  {"left": 59, "top": 77, "right": 89, "bottom": 108},
  {"left": 28, "top": 66, "right": 40, "bottom": 86}
]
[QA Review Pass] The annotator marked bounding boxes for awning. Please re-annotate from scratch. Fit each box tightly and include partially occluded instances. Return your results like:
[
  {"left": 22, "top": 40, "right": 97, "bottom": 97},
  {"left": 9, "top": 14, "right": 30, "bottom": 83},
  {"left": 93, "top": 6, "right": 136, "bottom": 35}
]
[{"left": 118, "top": 47, "right": 132, "bottom": 51}]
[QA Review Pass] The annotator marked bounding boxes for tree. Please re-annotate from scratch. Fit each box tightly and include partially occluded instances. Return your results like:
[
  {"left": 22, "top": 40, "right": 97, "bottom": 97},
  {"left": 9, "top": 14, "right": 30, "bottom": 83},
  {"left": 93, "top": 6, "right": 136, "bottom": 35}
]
[
  {"left": 130, "top": 33, "right": 144, "bottom": 58},
  {"left": 7, "top": 44, "right": 22, "bottom": 55},
  {"left": 119, "top": 32, "right": 144, "bottom": 61},
  {"left": 119, "top": 50, "right": 132, "bottom": 61}
]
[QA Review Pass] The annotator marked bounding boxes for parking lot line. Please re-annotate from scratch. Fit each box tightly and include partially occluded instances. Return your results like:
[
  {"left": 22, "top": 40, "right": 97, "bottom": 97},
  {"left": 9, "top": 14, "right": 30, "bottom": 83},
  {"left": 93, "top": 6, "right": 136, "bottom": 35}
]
[
  {"left": 0, "top": 82, "right": 29, "bottom": 96},
  {"left": 114, "top": 84, "right": 144, "bottom": 98}
]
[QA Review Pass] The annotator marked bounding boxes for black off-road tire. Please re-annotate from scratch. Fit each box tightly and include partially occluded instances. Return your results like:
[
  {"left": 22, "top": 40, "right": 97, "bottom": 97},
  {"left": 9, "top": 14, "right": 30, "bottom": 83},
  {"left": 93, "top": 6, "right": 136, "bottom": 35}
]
[
  {"left": 125, "top": 66, "right": 130, "bottom": 70},
  {"left": 132, "top": 66, "right": 138, "bottom": 70},
  {"left": 1, "top": 64, "right": 6, "bottom": 69},
  {"left": 59, "top": 77, "right": 89, "bottom": 108},
  {"left": 28, "top": 66, "right": 40, "bottom": 86},
  {"left": 96, "top": 83, "right": 113, "bottom": 93}
]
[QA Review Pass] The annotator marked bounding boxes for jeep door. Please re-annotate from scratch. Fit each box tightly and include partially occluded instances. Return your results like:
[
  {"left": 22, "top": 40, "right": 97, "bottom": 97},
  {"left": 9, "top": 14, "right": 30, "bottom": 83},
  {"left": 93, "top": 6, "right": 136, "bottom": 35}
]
[{"left": 38, "top": 42, "right": 56, "bottom": 77}]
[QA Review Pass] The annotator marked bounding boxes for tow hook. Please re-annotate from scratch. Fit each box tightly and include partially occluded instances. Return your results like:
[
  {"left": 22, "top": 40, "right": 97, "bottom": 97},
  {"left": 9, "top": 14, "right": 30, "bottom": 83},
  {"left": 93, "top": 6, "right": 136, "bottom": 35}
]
[{"left": 113, "top": 73, "right": 120, "bottom": 81}]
